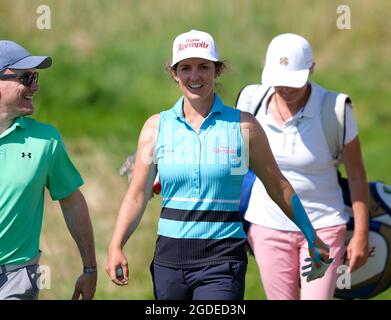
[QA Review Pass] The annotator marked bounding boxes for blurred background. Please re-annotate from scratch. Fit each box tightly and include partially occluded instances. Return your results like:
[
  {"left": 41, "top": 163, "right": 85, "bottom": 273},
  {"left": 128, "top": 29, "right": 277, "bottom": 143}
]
[{"left": 1, "top": 0, "right": 390, "bottom": 299}]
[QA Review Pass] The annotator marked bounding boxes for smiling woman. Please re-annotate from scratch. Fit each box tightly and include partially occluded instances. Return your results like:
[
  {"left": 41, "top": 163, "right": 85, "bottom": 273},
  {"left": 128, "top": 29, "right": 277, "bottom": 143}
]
[{"left": 106, "top": 30, "right": 250, "bottom": 300}]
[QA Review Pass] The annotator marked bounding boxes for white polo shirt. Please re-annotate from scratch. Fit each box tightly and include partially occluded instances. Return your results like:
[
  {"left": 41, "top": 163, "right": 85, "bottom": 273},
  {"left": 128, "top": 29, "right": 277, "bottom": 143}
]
[{"left": 244, "top": 82, "right": 357, "bottom": 231}]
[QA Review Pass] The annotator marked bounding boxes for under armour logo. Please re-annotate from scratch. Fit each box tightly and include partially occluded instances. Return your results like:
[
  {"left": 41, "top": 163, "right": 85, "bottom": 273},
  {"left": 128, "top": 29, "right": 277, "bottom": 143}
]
[
  {"left": 22, "top": 152, "right": 32, "bottom": 158},
  {"left": 279, "top": 56, "right": 289, "bottom": 65}
]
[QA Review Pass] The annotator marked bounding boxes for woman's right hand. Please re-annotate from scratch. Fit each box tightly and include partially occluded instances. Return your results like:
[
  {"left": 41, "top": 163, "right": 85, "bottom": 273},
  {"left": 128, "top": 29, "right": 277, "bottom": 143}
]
[{"left": 106, "top": 247, "right": 129, "bottom": 286}]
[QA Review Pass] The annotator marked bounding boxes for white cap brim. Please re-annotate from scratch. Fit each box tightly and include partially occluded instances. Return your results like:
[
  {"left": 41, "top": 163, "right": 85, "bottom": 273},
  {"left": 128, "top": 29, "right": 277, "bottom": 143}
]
[
  {"left": 170, "top": 54, "right": 218, "bottom": 67},
  {"left": 262, "top": 67, "right": 310, "bottom": 88}
]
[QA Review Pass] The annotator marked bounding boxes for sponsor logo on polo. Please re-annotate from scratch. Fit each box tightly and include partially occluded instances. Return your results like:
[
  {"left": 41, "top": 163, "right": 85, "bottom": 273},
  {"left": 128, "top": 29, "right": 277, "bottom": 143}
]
[{"left": 211, "top": 146, "right": 236, "bottom": 154}]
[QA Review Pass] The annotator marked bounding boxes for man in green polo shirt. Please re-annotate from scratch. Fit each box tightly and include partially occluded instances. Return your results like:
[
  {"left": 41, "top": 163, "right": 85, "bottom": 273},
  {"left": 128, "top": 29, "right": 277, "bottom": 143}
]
[{"left": 0, "top": 40, "right": 97, "bottom": 300}]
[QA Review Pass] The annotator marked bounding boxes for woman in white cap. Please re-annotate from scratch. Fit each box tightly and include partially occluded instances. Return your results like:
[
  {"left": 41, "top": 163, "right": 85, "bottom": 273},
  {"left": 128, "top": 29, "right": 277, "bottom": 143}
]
[
  {"left": 236, "top": 33, "right": 369, "bottom": 300},
  {"left": 107, "top": 30, "right": 332, "bottom": 300}
]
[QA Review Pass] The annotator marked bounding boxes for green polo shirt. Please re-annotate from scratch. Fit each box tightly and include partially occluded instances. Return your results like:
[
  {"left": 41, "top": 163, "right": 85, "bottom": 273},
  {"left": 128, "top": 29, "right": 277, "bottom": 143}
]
[{"left": 0, "top": 117, "right": 83, "bottom": 265}]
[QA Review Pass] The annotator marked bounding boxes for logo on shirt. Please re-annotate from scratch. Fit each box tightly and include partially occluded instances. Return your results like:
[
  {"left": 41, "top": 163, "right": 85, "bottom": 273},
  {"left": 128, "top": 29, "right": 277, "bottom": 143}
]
[
  {"left": 163, "top": 147, "right": 174, "bottom": 154},
  {"left": 211, "top": 146, "right": 236, "bottom": 154},
  {"left": 21, "top": 152, "right": 32, "bottom": 158}
]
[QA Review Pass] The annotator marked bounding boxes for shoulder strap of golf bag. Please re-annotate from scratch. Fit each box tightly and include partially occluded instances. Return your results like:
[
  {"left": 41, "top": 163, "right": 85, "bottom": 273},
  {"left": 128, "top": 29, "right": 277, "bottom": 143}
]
[
  {"left": 235, "top": 84, "right": 271, "bottom": 116},
  {"left": 321, "top": 91, "right": 351, "bottom": 165}
]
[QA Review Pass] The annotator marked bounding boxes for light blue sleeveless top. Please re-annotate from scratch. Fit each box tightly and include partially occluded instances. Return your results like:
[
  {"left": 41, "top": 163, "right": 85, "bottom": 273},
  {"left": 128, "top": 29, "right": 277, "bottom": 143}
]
[{"left": 154, "top": 95, "right": 248, "bottom": 268}]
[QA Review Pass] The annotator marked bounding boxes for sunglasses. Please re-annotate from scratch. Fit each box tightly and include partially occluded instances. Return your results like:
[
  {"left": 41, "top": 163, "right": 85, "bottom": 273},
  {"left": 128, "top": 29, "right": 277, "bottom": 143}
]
[{"left": 0, "top": 71, "right": 39, "bottom": 86}]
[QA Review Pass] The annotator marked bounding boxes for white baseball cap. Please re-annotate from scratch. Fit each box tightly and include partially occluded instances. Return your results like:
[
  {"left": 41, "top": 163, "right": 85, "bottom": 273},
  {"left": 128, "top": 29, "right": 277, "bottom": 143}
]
[
  {"left": 170, "top": 29, "right": 219, "bottom": 67},
  {"left": 261, "top": 33, "right": 313, "bottom": 88}
]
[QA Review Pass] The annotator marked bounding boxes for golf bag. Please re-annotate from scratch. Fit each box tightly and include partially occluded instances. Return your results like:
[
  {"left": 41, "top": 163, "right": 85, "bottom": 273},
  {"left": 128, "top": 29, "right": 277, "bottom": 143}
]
[{"left": 335, "top": 178, "right": 391, "bottom": 299}]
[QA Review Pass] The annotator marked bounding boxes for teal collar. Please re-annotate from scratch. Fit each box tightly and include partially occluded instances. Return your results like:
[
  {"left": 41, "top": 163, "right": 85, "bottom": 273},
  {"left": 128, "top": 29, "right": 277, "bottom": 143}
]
[
  {"left": 0, "top": 116, "right": 26, "bottom": 139},
  {"left": 171, "top": 94, "right": 224, "bottom": 119}
]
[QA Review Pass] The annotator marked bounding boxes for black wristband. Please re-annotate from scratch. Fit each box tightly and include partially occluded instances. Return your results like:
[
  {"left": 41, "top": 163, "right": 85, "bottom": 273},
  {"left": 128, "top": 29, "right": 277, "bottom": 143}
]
[{"left": 83, "top": 266, "right": 97, "bottom": 274}]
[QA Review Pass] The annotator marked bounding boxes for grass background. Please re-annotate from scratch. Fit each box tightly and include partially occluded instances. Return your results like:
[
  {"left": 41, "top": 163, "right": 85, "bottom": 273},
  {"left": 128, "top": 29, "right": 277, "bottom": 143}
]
[{"left": 1, "top": 0, "right": 390, "bottom": 299}]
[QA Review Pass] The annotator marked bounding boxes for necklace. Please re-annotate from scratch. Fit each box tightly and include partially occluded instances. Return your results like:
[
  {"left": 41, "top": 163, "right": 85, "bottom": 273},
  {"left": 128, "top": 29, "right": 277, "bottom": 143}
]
[
  {"left": 272, "top": 95, "right": 297, "bottom": 124},
  {"left": 271, "top": 85, "right": 311, "bottom": 124}
]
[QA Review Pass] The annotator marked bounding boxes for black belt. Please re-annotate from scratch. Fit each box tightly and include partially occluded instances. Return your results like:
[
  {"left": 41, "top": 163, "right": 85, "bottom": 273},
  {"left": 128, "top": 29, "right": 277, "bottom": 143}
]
[{"left": 0, "top": 254, "right": 40, "bottom": 274}]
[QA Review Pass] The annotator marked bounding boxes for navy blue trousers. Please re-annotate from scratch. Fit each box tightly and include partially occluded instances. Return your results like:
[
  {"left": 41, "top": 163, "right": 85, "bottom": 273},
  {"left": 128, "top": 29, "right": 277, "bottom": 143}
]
[{"left": 150, "top": 261, "right": 247, "bottom": 300}]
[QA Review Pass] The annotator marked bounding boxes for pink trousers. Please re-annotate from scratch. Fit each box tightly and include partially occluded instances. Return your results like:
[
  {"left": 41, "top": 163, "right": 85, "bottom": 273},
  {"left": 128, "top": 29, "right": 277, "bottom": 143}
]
[{"left": 247, "top": 223, "right": 346, "bottom": 300}]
